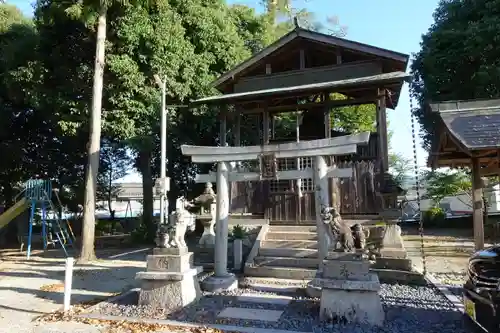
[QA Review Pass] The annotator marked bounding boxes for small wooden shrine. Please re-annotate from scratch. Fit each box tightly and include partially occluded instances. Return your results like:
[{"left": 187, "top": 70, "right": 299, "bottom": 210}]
[
  {"left": 190, "top": 25, "right": 410, "bottom": 223},
  {"left": 429, "top": 98, "right": 500, "bottom": 250}
]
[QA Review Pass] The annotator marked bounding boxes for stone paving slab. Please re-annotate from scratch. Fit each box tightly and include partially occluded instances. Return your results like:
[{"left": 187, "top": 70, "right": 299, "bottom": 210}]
[
  {"left": 218, "top": 307, "right": 284, "bottom": 322},
  {"left": 238, "top": 293, "right": 293, "bottom": 305}
]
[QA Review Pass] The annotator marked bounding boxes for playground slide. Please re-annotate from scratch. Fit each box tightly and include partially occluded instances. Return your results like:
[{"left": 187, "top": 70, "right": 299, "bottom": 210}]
[{"left": 0, "top": 197, "right": 30, "bottom": 231}]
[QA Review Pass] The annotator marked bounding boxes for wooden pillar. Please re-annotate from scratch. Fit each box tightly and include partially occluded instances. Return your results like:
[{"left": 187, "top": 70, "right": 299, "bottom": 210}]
[
  {"left": 231, "top": 110, "right": 241, "bottom": 213},
  {"left": 262, "top": 106, "right": 270, "bottom": 220},
  {"left": 234, "top": 111, "right": 241, "bottom": 146},
  {"left": 377, "top": 88, "right": 388, "bottom": 171},
  {"left": 336, "top": 48, "right": 342, "bottom": 65},
  {"left": 472, "top": 157, "right": 485, "bottom": 251},
  {"left": 263, "top": 107, "right": 270, "bottom": 144},
  {"left": 214, "top": 111, "right": 229, "bottom": 276},
  {"left": 296, "top": 111, "right": 302, "bottom": 223}
]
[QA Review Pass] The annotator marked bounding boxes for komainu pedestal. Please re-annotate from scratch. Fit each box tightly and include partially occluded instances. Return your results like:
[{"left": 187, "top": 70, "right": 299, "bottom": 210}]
[
  {"left": 311, "top": 252, "right": 384, "bottom": 326},
  {"left": 135, "top": 247, "right": 202, "bottom": 311}
]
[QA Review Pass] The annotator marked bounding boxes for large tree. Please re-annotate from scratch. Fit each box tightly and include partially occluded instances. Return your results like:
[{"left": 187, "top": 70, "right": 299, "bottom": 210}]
[
  {"left": 411, "top": 0, "right": 500, "bottom": 151},
  {"left": 0, "top": 4, "right": 40, "bottom": 204}
]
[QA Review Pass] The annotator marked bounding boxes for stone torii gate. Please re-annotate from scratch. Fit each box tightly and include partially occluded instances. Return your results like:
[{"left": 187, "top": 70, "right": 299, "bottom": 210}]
[{"left": 181, "top": 132, "right": 370, "bottom": 291}]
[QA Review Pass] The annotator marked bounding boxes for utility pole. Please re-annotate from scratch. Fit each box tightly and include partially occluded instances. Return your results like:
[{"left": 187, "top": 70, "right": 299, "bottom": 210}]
[{"left": 154, "top": 74, "right": 169, "bottom": 225}]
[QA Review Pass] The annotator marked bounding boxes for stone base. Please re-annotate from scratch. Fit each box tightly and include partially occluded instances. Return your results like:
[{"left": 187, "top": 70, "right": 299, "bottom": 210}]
[
  {"left": 202, "top": 273, "right": 238, "bottom": 292},
  {"left": 137, "top": 267, "right": 202, "bottom": 311},
  {"left": 374, "top": 257, "right": 412, "bottom": 271},
  {"left": 319, "top": 287, "right": 384, "bottom": 326},
  {"left": 153, "top": 247, "right": 188, "bottom": 255},
  {"left": 379, "top": 247, "right": 408, "bottom": 259},
  {"left": 306, "top": 277, "right": 322, "bottom": 298}
]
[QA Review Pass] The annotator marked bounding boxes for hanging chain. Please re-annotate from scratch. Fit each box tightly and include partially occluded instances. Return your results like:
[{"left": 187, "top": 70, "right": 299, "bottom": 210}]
[{"left": 410, "top": 96, "right": 427, "bottom": 275}]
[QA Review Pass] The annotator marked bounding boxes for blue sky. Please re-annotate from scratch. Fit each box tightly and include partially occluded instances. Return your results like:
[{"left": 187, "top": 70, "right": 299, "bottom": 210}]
[{"left": 8, "top": 0, "right": 439, "bottom": 182}]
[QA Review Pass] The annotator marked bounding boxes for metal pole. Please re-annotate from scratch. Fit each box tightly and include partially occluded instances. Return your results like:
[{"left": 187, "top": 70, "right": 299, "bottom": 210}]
[{"left": 160, "top": 78, "right": 167, "bottom": 224}]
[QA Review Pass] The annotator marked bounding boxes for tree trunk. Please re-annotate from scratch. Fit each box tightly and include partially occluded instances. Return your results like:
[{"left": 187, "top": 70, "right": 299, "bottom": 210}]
[
  {"left": 138, "top": 150, "right": 155, "bottom": 241},
  {"left": 80, "top": 7, "right": 106, "bottom": 263}
]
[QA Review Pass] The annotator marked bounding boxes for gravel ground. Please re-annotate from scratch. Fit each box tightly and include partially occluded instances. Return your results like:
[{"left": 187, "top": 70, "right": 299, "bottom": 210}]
[
  {"left": 430, "top": 272, "right": 466, "bottom": 301},
  {"left": 88, "top": 283, "right": 472, "bottom": 333}
]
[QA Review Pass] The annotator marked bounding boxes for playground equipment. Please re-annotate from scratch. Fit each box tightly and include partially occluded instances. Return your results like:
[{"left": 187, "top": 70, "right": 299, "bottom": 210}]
[
  {"left": 0, "top": 179, "right": 76, "bottom": 259},
  {"left": 0, "top": 197, "right": 30, "bottom": 230}
]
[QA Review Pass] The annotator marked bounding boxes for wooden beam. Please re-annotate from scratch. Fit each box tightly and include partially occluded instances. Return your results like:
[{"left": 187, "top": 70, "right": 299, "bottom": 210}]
[
  {"left": 195, "top": 167, "right": 353, "bottom": 183},
  {"left": 241, "top": 95, "right": 377, "bottom": 114},
  {"left": 471, "top": 157, "right": 484, "bottom": 251},
  {"left": 446, "top": 130, "right": 472, "bottom": 157},
  {"left": 435, "top": 156, "right": 497, "bottom": 166},
  {"left": 473, "top": 149, "right": 497, "bottom": 158},
  {"left": 480, "top": 166, "right": 500, "bottom": 176}
]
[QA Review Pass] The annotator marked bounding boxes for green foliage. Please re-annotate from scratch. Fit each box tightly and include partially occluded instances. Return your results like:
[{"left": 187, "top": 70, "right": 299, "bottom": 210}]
[
  {"left": 330, "top": 93, "right": 376, "bottom": 133},
  {"left": 0, "top": 0, "right": 361, "bottom": 251},
  {"left": 422, "top": 207, "right": 446, "bottom": 227},
  {"left": 389, "top": 153, "right": 412, "bottom": 188},
  {"left": 411, "top": 0, "right": 500, "bottom": 151},
  {"left": 422, "top": 169, "right": 472, "bottom": 206},
  {"left": 95, "top": 219, "right": 111, "bottom": 233},
  {"left": 260, "top": 0, "right": 347, "bottom": 38},
  {"left": 130, "top": 221, "right": 150, "bottom": 244},
  {"left": 231, "top": 224, "right": 245, "bottom": 239}
]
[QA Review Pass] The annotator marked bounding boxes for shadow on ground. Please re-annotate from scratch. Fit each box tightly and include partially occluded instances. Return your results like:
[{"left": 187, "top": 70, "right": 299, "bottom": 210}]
[{"left": 86, "top": 288, "right": 472, "bottom": 333}]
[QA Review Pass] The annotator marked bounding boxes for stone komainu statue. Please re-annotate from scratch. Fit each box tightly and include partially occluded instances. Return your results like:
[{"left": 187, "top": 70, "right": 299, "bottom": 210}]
[
  {"left": 350, "top": 223, "right": 367, "bottom": 250},
  {"left": 322, "top": 207, "right": 368, "bottom": 252},
  {"left": 321, "top": 206, "right": 354, "bottom": 252}
]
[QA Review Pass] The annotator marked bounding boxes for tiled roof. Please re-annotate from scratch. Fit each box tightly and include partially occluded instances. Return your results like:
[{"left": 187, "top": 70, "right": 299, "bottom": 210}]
[{"left": 430, "top": 99, "right": 500, "bottom": 150}]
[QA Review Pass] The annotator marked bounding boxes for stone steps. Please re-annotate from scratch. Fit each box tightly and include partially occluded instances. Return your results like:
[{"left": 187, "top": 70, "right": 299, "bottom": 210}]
[
  {"left": 245, "top": 264, "right": 317, "bottom": 279},
  {"left": 244, "top": 225, "right": 319, "bottom": 279},
  {"left": 258, "top": 247, "right": 317, "bottom": 258},
  {"left": 244, "top": 223, "right": 420, "bottom": 283},
  {"left": 265, "top": 231, "right": 317, "bottom": 241},
  {"left": 253, "top": 256, "right": 318, "bottom": 269},
  {"left": 268, "top": 225, "right": 317, "bottom": 233},
  {"left": 260, "top": 240, "right": 318, "bottom": 249}
]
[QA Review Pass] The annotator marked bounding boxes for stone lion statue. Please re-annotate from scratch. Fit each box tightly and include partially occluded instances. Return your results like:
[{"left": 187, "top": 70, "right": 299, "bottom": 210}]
[
  {"left": 321, "top": 206, "right": 354, "bottom": 252},
  {"left": 165, "top": 196, "right": 196, "bottom": 248}
]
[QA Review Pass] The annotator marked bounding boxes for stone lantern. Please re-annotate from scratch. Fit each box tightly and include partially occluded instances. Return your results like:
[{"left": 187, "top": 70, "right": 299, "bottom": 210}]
[{"left": 193, "top": 182, "right": 217, "bottom": 247}]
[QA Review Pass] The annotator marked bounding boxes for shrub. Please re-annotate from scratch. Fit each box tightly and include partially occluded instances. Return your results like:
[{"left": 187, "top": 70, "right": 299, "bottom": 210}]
[
  {"left": 130, "top": 222, "right": 150, "bottom": 244},
  {"left": 231, "top": 224, "right": 245, "bottom": 240},
  {"left": 422, "top": 207, "right": 446, "bottom": 227},
  {"left": 96, "top": 219, "right": 112, "bottom": 233}
]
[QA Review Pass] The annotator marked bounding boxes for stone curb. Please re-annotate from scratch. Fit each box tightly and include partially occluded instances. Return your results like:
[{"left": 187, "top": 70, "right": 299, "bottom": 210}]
[
  {"left": 422, "top": 271, "right": 489, "bottom": 333},
  {"left": 74, "top": 313, "right": 313, "bottom": 333},
  {"left": 424, "top": 273, "right": 464, "bottom": 313}
]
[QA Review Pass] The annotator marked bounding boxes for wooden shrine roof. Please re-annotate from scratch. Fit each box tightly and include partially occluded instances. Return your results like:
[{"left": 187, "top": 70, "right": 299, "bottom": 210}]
[
  {"left": 191, "top": 71, "right": 410, "bottom": 106},
  {"left": 212, "top": 27, "right": 409, "bottom": 90},
  {"left": 428, "top": 98, "right": 500, "bottom": 175}
]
